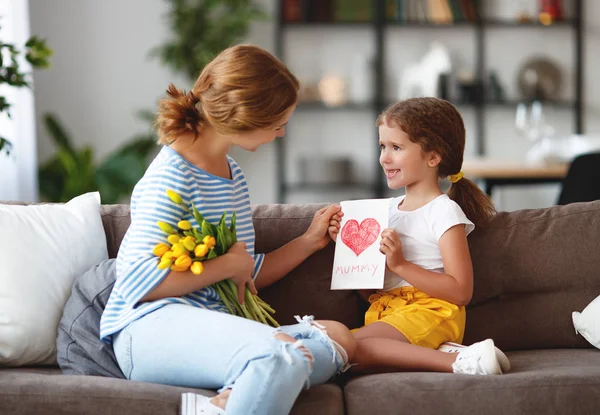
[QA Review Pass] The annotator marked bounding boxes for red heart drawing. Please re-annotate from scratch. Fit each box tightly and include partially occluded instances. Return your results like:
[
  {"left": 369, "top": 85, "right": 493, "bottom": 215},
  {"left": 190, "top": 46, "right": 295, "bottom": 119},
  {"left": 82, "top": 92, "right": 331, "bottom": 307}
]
[{"left": 340, "top": 218, "right": 380, "bottom": 256}]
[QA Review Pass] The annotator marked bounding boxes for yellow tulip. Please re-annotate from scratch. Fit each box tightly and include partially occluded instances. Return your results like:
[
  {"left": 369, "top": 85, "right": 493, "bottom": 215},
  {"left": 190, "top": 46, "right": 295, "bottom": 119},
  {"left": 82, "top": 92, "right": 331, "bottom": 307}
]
[
  {"left": 171, "top": 242, "right": 187, "bottom": 257},
  {"left": 166, "top": 190, "right": 183, "bottom": 205},
  {"left": 161, "top": 251, "right": 175, "bottom": 262},
  {"left": 167, "top": 234, "right": 181, "bottom": 244},
  {"left": 157, "top": 259, "right": 173, "bottom": 270},
  {"left": 203, "top": 235, "right": 217, "bottom": 248},
  {"left": 182, "top": 236, "right": 196, "bottom": 251},
  {"left": 190, "top": 261, "right": 204, "bottom": 275},
  {"left": 194, "top": 243, "right": 209, "bottom": 258},
  {"left": 178, "top": 220, "right": 192, "bottom": 231},
  {"left": 174, "top": 255, "right": 192, "bottom": 269},
  {"left": 170, "top": 264, "right": 188, "bottom": 272},
  {"left": 152, "top": 243, "right": 170, "bottom": 257},
  {"left": 157, "top": 221, "right": 175, "bottom": 234}
]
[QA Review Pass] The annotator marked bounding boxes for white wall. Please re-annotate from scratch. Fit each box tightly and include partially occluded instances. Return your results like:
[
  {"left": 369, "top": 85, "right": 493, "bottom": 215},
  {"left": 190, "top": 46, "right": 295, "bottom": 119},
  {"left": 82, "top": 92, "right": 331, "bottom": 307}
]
[
  {"left": 0, "top": 0, "right": 38, "bottom": 202},
  {"left": 29, "top": 0, "right": 600, "bottom": 208}
]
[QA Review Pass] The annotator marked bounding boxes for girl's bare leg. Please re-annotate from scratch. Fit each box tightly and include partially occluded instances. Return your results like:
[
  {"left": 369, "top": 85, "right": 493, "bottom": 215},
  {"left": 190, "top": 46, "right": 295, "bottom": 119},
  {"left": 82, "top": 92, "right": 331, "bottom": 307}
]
[{"left": 351, "top": 322, "right": 456, "bottom": 373}]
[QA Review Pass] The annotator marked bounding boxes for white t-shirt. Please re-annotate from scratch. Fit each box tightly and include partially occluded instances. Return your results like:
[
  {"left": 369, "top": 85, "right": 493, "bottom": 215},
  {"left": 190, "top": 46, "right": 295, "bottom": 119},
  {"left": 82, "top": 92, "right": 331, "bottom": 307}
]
[{"left": 384, "top": 194, "right": 475, "bottom": 290}]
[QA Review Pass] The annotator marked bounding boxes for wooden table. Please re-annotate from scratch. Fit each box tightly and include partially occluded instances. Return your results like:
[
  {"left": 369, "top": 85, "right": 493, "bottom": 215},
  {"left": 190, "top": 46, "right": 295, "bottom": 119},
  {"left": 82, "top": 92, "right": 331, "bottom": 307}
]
[{"left": 462, "top": 158, "right": 569, "bottom": 196}]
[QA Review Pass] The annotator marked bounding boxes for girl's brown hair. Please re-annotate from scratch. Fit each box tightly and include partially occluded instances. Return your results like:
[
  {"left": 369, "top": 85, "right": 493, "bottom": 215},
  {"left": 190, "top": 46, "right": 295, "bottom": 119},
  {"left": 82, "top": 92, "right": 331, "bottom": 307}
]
[
  {"left": 155, "top": 44, "right": 299, "bottom": 144},
  {"left": 377, "top": 97, "right": 496, "bottom": 227}
]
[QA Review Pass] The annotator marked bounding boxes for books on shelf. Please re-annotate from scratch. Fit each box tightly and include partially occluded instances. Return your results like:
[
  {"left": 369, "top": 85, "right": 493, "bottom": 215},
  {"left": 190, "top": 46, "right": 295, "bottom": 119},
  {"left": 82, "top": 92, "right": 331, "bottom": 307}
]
[
  {"left": 281, "top": 0, "right": 372, "bottom": 23},
  {"left": 280, "top": 0, "right": 478, "bottom": 24},
  {"left": 387, "top": 0, "right": 478, "bottom": 24}
]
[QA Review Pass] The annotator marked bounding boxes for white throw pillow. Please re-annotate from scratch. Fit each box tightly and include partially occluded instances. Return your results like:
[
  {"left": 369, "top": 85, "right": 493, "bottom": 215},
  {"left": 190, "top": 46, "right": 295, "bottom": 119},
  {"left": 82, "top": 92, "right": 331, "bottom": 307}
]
[
  {"left": 0, "top": 192, "right": 108, "bottom": 366},
  {"left": 573, "top": 295, "right": 600, "bottom": 350}
]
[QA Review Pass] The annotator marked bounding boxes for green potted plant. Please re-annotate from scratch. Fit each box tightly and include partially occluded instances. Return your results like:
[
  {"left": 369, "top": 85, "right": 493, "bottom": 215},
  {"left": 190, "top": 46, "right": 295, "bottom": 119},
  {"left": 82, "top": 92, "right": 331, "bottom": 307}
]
[
  {"left": 38, "top": 114, "right": 158, "bottom": 203},
  {"left": 0, "top": 25, "right": 52, "bottom": 155},
  {"left": 152, "top": 0, "right": 266, "bottom": 81}
]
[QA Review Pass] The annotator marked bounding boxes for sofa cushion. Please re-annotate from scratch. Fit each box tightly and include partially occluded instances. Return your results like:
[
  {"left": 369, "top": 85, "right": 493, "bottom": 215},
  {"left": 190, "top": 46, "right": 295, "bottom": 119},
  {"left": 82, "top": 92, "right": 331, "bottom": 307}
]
[
  {"left": 465, "top": 201, "right": 600, "bottom": 351},
  {"left": 0, "top": 193, "right": 108, "bottom": 366},
  {"left": 343, "top": 349, "right": 600, "bottom": 415},
  {"left": 573, "top": 294, "right": 600, "bottom": 349},
  {"left": 56, "top": 258, "right": 124, "bottom": 378},
  {"left": 0, "top": 367, "right": 344, "bottom": 415}
]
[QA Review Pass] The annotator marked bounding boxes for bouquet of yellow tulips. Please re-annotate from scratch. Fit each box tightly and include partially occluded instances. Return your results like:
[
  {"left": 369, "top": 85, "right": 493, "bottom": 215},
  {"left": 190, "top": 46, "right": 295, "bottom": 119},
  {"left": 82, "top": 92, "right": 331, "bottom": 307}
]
[{"left": 152, "top": 190, "right": 279, "bottom": 327}]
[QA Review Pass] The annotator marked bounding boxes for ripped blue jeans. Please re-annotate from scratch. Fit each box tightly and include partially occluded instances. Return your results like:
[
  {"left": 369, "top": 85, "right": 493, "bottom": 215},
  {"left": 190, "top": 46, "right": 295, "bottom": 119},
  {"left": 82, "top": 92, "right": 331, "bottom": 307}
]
[{"left": 112, "top": 304, "right": 348, "bottom": 415}]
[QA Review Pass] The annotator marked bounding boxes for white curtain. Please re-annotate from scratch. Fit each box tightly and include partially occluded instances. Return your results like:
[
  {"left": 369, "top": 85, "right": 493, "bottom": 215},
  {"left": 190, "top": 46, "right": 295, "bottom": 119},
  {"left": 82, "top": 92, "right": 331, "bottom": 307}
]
[{"left": 0, "top": 0, "right": 38, "bottom": 202}]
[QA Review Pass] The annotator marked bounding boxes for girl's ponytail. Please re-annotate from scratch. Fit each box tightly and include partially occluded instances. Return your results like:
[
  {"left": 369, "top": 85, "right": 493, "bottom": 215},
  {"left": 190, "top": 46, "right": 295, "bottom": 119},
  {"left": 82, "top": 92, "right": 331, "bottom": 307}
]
[
  {"left": 155, "top": 83, "right": 205, "bottom": 144},
  {"left": 447, "top": 177, "right": 496, "bottom": 228}
]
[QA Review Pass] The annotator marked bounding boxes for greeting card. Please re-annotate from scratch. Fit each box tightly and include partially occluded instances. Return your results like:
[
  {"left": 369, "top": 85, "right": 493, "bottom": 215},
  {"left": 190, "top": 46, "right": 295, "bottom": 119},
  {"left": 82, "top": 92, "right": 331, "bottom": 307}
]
[{"left": 330, "top": 198, "right": 389, "bottom": 290}]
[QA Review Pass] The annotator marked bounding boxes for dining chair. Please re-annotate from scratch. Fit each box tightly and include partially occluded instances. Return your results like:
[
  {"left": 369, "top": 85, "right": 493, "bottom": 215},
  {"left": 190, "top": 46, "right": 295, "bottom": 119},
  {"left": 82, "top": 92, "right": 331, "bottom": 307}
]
[{"left": 557, "top": 152, "right": 600, "bottom": 205}]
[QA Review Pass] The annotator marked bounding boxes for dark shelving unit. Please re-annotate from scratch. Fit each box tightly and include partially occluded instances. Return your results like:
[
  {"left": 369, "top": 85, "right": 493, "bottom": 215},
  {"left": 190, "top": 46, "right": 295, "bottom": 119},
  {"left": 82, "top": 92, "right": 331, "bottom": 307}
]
[{"left": 274, "top": 0, "right": 584, "bottom": 203}]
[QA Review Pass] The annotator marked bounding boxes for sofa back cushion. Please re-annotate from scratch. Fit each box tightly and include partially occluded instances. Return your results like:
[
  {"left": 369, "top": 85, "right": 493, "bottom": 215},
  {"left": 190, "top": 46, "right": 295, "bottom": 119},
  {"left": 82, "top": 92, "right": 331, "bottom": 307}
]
[
  {"left": 100, "top": 205, "right": 131, "bottom": 259},
  {"left": 100, "top": 201, "right": 600, "bottom": 350},
  {"left": 464, "top": 201, "right": 600, "bottom": 351}
]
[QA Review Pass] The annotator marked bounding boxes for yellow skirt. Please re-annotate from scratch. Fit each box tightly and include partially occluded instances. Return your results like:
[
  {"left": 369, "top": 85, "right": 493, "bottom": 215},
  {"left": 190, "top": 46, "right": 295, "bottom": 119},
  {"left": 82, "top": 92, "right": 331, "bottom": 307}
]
[{"left": 361, "top": 286, "right": 466, "bottom": 349}]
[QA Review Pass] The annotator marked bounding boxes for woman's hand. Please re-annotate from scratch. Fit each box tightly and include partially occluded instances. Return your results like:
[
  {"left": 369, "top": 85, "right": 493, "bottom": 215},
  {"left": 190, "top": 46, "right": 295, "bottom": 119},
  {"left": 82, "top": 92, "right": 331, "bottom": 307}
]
[
  {"left": 227, "top": 242, "right": 257, "bottom": 303},
  {"left": 328, "top": 209, "right": 344, "bottom": 242},
  {"left": 302, "top": 204, "right": 342, "bottom": 253},
  {"left": 379, "top": 228, "right": 408, "bottom": 272}
]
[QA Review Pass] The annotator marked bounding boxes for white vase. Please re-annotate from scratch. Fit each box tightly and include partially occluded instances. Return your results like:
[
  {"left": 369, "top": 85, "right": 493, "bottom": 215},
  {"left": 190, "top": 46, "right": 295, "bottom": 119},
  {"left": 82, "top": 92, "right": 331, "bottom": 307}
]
[{"left": 348, "top": 54, "right": 373, "bottom": 104}]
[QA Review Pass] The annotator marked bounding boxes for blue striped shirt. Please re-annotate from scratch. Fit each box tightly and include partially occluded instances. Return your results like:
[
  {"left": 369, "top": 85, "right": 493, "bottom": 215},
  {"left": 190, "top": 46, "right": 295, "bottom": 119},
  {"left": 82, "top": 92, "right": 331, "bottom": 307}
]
[{"left": 100, "top": 146, "right": 264, "bottom": 342}]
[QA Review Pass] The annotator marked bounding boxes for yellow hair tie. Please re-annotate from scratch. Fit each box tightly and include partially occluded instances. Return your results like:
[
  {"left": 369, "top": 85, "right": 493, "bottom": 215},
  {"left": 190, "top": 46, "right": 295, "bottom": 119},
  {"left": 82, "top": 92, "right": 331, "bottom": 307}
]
[{"left": 448, "top": 171, "right": 464, "bottom": 183}]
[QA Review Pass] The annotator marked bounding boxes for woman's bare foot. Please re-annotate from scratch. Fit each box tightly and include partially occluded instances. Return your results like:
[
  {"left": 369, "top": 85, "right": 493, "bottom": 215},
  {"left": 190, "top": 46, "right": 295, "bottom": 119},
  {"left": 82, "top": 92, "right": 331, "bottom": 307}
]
[{"left": 210, "top": 388, "right": 231, "bottom": 409}]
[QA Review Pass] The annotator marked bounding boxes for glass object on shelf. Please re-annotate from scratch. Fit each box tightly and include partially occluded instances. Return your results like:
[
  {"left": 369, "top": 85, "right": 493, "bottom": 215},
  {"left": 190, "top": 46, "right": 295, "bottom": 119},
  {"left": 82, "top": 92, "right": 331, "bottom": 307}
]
[
  {"left": 515, "top": 101, "right": 551, "bottom": 143},
  {"left": 515, "top": 101, "right": 563, "bottom": 163}
]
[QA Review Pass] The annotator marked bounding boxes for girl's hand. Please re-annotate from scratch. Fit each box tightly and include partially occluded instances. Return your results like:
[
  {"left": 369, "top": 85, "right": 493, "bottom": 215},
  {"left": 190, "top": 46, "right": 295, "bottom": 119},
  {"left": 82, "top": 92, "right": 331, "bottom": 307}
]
[
  {"left": 379, "top": 228, "right": 407, "bottom": 272},
  {"left": 227, "top": 242, "right": 257, "bottom": 303},
  {"left": 328, "top": 210, "right": 344, "bottom": 242},
  {"left": 303, "top": 204, "right": 342, "bottom": 252}
]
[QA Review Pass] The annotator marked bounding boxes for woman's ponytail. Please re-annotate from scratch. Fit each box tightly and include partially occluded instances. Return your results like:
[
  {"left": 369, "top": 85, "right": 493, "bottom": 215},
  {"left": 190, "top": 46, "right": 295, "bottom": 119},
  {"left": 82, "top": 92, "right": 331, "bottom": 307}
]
[{"left": 155, "top": 83, "right": 204, "bottom": 144}]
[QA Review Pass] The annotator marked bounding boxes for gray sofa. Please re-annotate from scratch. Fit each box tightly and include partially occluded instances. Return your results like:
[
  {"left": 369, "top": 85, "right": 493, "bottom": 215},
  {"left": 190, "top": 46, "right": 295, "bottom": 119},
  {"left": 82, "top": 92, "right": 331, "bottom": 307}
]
[{"left": 2, "top": 201, "right": 600, "bottom": 415}]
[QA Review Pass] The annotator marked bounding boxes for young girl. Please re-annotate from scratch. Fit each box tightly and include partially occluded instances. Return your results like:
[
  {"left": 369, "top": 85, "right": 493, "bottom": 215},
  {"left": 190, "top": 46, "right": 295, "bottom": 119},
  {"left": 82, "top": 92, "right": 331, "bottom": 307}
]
[
  {"left": 100, "top": 45, "right": 356, "bottom": 415},
  {"left": 329, "top": 97, "right": 510, "bottom": 375}
]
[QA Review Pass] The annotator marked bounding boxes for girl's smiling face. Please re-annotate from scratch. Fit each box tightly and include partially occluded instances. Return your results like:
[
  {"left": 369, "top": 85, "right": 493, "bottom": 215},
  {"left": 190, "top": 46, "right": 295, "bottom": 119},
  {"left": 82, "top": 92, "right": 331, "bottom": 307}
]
[{"left": 378, "top": 121, "right": 439, "bottom": 190}]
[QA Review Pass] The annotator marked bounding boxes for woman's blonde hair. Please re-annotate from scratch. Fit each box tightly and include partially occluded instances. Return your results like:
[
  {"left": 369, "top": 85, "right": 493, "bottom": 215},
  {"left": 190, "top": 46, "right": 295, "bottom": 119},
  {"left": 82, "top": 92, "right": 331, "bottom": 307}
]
[
  {"left": 377, "top": 98, "right": 496, "bottom": 227},
  {"left": 155, "top": 44, "right": 299, "bottom": 144}
]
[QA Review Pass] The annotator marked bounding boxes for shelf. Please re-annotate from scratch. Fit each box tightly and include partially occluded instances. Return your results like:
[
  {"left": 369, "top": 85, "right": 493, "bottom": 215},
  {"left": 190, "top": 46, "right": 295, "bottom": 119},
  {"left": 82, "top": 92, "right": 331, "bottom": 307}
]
[
  {"left": 284, "top": 183, "right": 375, "bottom": 192},
  {"left": 275, "top": 0, "right": 584, "bottom": 203},
  {"left": 486, "top": 99, "right": 576, "bottom": 109},
  {"left": 296, "top": 101, "right": 375, "bottom": 111},
  {"left": 483, "top": 19, "right": 577, "bottom": 28},
  {"left": 282, "top": 19, "right": 577, "bottom": 29},
  {"left": 281, "top": 21, "right": 372, "bottom": 28},
  {"left": 386, "top": 21, "right": 475, "bottom": 28}
]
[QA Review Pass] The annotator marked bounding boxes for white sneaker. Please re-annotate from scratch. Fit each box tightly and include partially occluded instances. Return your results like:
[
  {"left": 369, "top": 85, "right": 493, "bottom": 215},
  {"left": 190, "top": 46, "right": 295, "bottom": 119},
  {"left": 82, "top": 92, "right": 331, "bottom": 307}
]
[
  {"left": 439, "top": 341, "right": 511, "bottom": 373},
  {"left": 451, "top": 339, "right": 503, "bottom": 375},
  {"left": 181, "top": 393, "right": 227, "bottom": 415}
]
